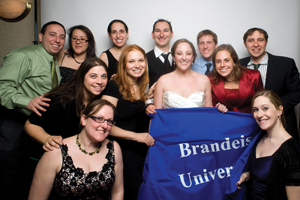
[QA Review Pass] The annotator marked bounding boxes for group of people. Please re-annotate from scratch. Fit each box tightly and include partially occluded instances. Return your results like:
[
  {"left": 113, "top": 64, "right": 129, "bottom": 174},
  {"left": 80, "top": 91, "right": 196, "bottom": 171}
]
[{"left": 0, "top": 18, "right": 300, "bottom": 200}]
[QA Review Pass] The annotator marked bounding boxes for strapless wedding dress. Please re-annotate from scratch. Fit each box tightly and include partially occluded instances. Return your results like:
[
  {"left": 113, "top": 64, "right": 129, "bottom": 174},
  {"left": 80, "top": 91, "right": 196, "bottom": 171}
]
[{"left": 162, "top": 91, "right": 205, "bottom": 108}]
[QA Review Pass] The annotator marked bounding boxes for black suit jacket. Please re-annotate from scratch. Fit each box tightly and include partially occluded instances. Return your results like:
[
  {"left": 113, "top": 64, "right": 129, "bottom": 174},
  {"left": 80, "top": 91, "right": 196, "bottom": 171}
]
[{"left": 240, "top": 53, "right": 300, "bottom": 136}]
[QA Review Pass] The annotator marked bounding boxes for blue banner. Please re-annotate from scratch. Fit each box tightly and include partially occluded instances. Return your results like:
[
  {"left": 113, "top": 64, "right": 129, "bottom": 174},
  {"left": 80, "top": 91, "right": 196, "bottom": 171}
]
[{"left": 139, "top": 107, "right": 261, "bottom": 200}]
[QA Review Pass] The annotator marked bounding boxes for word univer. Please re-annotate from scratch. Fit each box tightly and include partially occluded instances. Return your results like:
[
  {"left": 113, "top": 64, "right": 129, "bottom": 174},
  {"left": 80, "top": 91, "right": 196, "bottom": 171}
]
[
  {"left": 178, "top": 166, "right": 234, "bottom": 188},
  {"left": 179, "top": 135, "right": 251, "bottom": 158}
]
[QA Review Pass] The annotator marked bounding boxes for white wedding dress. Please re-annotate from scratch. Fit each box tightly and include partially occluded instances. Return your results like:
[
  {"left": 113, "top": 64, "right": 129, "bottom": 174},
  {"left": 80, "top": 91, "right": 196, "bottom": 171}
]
[{"left": 162, "top": 91, "right": 205, "bottom": 108}]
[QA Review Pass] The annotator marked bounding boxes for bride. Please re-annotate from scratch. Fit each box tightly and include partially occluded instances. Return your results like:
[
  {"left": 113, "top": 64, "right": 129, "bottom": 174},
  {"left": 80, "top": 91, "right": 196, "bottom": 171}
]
[{"left": 154, "top": 39, "right": 213, "bottom": 109}]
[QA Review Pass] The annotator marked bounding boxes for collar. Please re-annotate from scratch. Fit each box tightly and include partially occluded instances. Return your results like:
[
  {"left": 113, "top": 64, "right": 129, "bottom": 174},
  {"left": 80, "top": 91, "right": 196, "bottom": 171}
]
[
  {"left": 195, "top": 57, "right": 213, "bottom": 68},
  {"left": 248, "top": 52, "right": 268, "bottom": 66},
  {"left": 37, "top": 43, "right": 55, "bottom": 63},
  {"left": 154, "top": 46, "right": 171, "bottom": 58}
]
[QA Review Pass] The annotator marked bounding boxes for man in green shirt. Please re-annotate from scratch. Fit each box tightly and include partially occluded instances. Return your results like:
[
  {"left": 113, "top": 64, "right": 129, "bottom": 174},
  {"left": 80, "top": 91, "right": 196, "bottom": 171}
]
[{"left": 0, "top": 21, "right": 66, "bottom": 198}]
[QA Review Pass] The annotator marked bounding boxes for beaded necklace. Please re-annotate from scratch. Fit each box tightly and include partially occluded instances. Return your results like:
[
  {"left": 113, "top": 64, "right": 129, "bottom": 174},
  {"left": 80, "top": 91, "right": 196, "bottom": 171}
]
[{"left": 76, "top": 134, "right": 101, "bottom": 156}]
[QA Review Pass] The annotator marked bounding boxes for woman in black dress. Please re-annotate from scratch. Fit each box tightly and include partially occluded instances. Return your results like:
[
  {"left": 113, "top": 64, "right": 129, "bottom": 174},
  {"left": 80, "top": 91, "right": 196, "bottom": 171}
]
[
  {"left": 24, "top": 57, "right": 108, "bottom": 153},
  {"left": 102, "top": 44, "right": 155, "bottom": 200},
  {"left": 57, "top": 25, "right": 97, "bottom": 84},
  {"left": 99, "top": 19, "right": 129, "bottom": 80},
  {"left": 236, "top": 90, "right": 300, "bottom": 200},
  {"left": 28, "top": 99, "right": 124, "bottom": 200}
]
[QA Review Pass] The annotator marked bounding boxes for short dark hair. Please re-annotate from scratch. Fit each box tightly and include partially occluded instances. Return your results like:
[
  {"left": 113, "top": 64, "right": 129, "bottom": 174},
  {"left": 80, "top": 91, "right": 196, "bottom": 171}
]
[
  {"left": 40, "top": 21, "right": 66, "bottom": 35},
  {"left": 196, "top": 29, "right": 218, "bottom": 45},
  {"left": 243, "top": 27, "right": 268, "bottom": 43},
  {"left": 107, "top": 19, "right": 128, "bottom": 34},
  {"left": 152, "top": 19, "right": 173, "bottom": 33},
  {"left": 67, "top": 25, "right": 96, "bottom": 59}
]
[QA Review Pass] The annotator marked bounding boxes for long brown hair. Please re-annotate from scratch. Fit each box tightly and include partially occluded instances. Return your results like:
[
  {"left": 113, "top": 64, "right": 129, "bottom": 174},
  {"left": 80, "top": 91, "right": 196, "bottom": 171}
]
[
  {"left": 46, "top": 57, "right": 108, "bottom": 116},
  {"left": 210, "top": 44, "right": 246, "bottom": 85},
  {"left": 112, "top": 44, "right": 149, "bottom": 102}
]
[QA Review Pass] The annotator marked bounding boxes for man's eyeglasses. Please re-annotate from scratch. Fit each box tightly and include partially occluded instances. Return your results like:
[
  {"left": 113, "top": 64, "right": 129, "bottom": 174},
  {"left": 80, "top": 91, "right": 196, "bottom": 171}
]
[
  {"left": 72, "top": 37, "right": 88, "bottom": 43},
  {"left": 89, "top": 116, "right": 115, "bottom": 126}
]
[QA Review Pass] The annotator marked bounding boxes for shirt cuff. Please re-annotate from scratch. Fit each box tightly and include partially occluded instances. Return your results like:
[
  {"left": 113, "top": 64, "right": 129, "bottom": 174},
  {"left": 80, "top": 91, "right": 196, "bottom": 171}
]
[
  {"left": 145, "top": 98, "right": 154, "bottom": 106},
  {"left": 15, "top": 95, "right": 32, "bottom": 109}
]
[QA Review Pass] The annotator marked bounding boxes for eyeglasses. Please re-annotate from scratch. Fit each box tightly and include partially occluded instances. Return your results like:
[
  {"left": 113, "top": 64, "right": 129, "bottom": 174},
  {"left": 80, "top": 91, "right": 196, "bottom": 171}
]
[
  {"left": 89, "top": 116, "right": 115, "bottom": 126},
  {"left": 72, "top": 37, "right": 88, "bottom": 43}
]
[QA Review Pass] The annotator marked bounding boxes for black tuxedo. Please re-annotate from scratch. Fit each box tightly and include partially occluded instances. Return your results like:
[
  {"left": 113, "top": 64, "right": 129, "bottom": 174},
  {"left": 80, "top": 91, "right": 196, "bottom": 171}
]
[
  {"left": 147, "top": 50, "right": 174, "bottom": 87},
  {"left": 240, "top": 53, "right": 300, "bottom": 137}
]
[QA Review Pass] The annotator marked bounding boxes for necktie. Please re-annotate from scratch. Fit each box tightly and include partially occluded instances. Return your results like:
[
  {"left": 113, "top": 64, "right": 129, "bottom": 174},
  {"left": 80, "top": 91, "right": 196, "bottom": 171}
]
[
  {"left": 253, "top": 63, "right": 261, "bottom": 70},
  {"left": 51, "top": 57, "right": 58, "bottom": 88},
  {"left": 161, "top": 52, "right": 170, "bottom": 68},
  {"left": 205, "top": 63, "right": 212, "bottom": 76}
]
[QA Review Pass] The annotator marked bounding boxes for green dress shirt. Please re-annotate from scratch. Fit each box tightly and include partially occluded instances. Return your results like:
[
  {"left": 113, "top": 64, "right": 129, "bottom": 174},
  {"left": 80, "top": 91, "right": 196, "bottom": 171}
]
[{"left": 0, "top": 43, "right": 62, "bottom": 116}]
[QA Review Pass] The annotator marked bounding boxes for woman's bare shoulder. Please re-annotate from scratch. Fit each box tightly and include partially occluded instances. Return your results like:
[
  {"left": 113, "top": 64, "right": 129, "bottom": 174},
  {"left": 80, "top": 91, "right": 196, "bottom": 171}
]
[{"left": 158, "top": 72, "right": 174, "bottom": 82}]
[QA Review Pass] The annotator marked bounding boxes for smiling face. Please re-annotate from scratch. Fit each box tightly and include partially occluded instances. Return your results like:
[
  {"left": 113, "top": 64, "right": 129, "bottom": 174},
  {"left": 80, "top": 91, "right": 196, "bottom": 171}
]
[
  {"left": 215, "top": 50, "right": 235, "bottom": 80},
  {"left": 83, "top": 66, "right": 108, "bottom": 99},
  {"left": 108, "top": 22, "right": 128, "bottom": 48},
  {"left": 151, "top": 21, "right": 173, "bottom": 51},
  {"left": 173, "top": 42, "right": 195, "bottom": 71},
  {"left": 252, "top": 96, "right": 283, "bottom": 131},
  {"left": 125, "top": 50, "right": 146, "bottom": 82},
  {"left": 71, "top": 29, "right": 89, "bottom": 55},
  {"left": 81, "top": 105, "right": 114, "bottom": 142},
  {"left": 198, "top": 35, "right": 217, "bottom": 62},
  {"left": 39, "top": 24, "right": 66, "bottom": 56},
  {"left": 244, "top": 30, "right": 268, "bottom": 63}
]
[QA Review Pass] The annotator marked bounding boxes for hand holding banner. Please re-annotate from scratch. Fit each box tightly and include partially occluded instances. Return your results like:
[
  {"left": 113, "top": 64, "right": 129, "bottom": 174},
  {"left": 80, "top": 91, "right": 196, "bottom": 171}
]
[{"left": 139, "top": 107, "right": 261, "bottom": 200}]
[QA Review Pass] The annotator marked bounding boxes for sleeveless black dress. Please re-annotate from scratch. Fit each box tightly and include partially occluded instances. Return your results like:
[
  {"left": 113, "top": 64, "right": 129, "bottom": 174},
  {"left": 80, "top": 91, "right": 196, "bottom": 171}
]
[
  {"left": 49, "top": 139, "right": 115, "bottom": 200},
  {"left": 104, "top": 49, "right": 118, "bottom": 80},
  {"left": 102, "top": 80, "right": 150, "bottom": 200},
  {"left": 59, "top": 52, "right": 77, "bottom": 85}
]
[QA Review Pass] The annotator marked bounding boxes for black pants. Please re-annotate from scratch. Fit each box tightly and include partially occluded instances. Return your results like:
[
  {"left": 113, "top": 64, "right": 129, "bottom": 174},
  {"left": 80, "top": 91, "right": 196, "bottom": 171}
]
[{"left": 0, "top": 106, "right": 30, "bottom": 199}]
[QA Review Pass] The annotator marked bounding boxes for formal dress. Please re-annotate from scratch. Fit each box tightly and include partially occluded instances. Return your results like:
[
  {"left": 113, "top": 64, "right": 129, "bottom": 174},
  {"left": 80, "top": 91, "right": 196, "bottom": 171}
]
[
  {"left": 209, "top": 68, "right": 263, "bottom": 113},
  {"left": 251, "top": 154, "right": 273, "bottom": 200},
  {"left": 240, "top": 53, "right": 300, "bottom": 137},
  {"left": 59, "top": 52, "right": 77, "bottom": 84},
  {"left": 59, "top": 67, "right": 76, "bottom": 84},
  {"left": 162, "top": 91, "right": 205, "bottom": 108},
  {"left": 102, "top": 80, "right": 149, "bottom": 200},
  {"left": 104, "top": 49, "right": 118, "bottom": 80},
  {"left": 49, "top": 140, "right": 115, "bottom": 200},
  {"left": 245, "top": 137, "right": 300, "bottom": 200}
]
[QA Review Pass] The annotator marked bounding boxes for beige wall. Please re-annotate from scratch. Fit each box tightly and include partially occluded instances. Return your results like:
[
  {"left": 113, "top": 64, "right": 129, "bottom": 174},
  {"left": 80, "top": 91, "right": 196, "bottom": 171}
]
[{"left": 0, "top": 0, "right": 39, "bottom": 64}]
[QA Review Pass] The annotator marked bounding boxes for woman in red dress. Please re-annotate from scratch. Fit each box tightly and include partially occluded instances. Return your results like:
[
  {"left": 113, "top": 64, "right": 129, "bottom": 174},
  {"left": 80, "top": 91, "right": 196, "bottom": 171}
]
[{"left": 209, "top": 44, "right": 263, "bottom": 113}]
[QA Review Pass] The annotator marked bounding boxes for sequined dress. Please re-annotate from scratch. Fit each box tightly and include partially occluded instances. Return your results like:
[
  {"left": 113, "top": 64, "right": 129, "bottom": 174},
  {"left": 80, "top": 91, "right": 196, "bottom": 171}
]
[{"left": 49, "top": 139, "right": 115, "bottom": 200}]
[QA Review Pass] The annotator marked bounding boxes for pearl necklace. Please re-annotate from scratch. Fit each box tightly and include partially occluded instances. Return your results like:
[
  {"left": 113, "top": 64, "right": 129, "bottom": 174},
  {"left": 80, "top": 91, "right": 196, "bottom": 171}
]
[{"left": 76, "top": 134, "right": 101, "bottom": 156}]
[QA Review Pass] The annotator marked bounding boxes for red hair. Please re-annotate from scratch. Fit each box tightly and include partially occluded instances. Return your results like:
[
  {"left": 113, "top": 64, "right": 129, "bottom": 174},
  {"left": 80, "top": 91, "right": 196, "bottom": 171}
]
[{"left": 113, "top": 44, "right": 149, "bottom": 102}]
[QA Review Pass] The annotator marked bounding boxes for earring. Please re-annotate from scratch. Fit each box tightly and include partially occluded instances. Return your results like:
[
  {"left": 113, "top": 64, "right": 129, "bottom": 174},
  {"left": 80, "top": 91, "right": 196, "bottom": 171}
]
[{"left": 278, "top": 115, "right": 281, "bottom": 119}]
